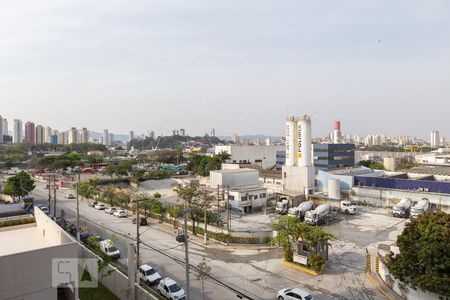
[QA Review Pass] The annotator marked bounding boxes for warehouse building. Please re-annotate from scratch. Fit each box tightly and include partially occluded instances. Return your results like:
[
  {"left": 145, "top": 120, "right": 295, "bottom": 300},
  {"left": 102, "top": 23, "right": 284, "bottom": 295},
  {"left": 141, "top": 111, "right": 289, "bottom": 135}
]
[{"left": 215, "top": 145, "right": 284, "bottom": 169}]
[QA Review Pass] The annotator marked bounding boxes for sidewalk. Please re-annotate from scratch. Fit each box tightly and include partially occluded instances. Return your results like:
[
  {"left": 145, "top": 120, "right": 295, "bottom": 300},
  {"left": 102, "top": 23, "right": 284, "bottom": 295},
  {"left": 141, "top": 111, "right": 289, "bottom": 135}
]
[{"left": 366, "top": 272, "right": 403, "bottom": 300}]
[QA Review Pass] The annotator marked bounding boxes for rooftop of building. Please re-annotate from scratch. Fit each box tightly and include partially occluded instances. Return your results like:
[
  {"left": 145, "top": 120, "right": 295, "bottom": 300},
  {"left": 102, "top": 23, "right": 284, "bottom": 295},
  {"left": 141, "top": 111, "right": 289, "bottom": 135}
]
[
  {"left": 406, "top": 166, "right": 450, "bottom": 177},
  {"left": 324, "top": 166, "right": 374, "bottom": 176},
  {"left": 259, "top": 169, "right": 283, "bottom": 178},
  {"left": 0, "top": 226, "right": 58, "bottom": 256},
  {"left": 211, "top": 168, "right": 258, "bottom": 174}
]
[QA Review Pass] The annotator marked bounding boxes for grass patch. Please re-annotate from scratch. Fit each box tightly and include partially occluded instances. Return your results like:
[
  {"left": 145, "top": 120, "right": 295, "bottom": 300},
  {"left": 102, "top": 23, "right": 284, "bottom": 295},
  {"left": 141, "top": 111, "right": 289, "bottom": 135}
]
[{"left": 79, "top": 283, "right": 119, "bottom": 300}]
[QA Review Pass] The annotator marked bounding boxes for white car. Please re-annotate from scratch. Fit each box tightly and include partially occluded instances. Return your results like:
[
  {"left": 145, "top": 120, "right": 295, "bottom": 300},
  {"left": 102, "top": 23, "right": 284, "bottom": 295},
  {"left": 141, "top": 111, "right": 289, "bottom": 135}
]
[
  {"left": 105, "top": 207, "right": 117, "bottom": 214},
  {"left": 113, "top": 210, "right": 127, "bottom": 218},
  {"left": 65, "top": 193, "right": 75, "bottom": 199},
  {"left": 157, "top": 278, "right": 186, "bottom": 300},
  {"left": 94, "top": 203, "right": 106, "bottom": 210},
  {"left": 99, "top": 239, "right": 120, "bottom": 259},
  {"left": 138, "top": 264, "right": 162, "bottom": 285},
  {"left": 277, "top": 288, "right": 313, "bottom": 300}
]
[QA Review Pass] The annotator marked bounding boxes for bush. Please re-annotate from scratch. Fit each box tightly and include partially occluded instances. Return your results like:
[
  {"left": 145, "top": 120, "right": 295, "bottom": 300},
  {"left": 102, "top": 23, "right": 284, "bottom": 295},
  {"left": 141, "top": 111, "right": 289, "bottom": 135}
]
[
  {"left": 284, "top": 247, "right": 294, "bottom": 262},
  {"left": 309, "top": 253, "right": 325, "bottom": 272},
  {"left": 0, "top": 217, "right": 35, "bottom": 228}
]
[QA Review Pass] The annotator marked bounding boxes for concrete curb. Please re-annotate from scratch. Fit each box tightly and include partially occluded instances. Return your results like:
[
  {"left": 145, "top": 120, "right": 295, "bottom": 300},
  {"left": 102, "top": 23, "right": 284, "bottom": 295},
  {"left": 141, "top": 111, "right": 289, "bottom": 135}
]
[
  {"left": 366, "top": 272, "right": 395, "bottom": 300},
  {"left": 281, "top": 261, "right": 320, "bottom": 276}
]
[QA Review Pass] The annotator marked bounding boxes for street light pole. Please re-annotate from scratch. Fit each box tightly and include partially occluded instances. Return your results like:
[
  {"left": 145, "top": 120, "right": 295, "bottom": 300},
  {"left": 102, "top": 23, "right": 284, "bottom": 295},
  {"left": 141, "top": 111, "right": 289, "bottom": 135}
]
[
  {"left": 48, "top": 177, "right": 52, "bottom": 214},
  {"left": 53, "top": 181, "right": 57, "bottom": 219},
  {"left": 76, "top": 171, "right": 81, "bottom": 241},
  {"left": 183, "top": 209, "right": 191, "bottom": 300}
]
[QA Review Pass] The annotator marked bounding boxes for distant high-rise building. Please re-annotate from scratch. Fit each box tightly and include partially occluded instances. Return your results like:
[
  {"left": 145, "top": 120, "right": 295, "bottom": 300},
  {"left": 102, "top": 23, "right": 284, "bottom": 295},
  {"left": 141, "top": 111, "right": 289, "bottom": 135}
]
[
  {"left": 231, "top": 133, "right": 239, "bottom": 144},
  {"left": 13, "top": 119, "right": 23, "bottom": 143},
  {"left": 430, "top": 130, "right": 440, "bottom": 147},
  {"left": 2, "top": 118, "right": 8, "bottom": 137},
  {"left": 179, "top": 129, "right": 186, "bottom": 137},
  {"left": 129, "top": 130, "right": 134, "bottom": 142},
  {"left": 0, "top": 115, "right": 3, "bottom": 143},
  {"left": 79, "top": 128, "right": 89, "bottom": 143},
  {"left": 50, "top": 135, "right": 58, "bottom": 145},
  {"left": 265, "top": 138, "right": 271, "bottom": 146},
  {"left": 253, "top": 138, "right": 260, "bottom": 145},
  {"left": 440, "top": 136, "right": 446, "bottom": 146},
  {"left": 68, "top": 127, "right": 78, "bottom": 144},
  {"left": 44, "top": 127, "right": 52, "bottom": 143},
  {"left": 103, "top": 129, "right": 109, "bottom": 146},
  {"left": 149, "top": 130, "right": 155, "bottom": 139},
  {"left": 57, "top": 131, "right": 66, "bottom": 145},
  {"left": 35, "top": 125, "right": 44, "bottom": 144},
  {"left": 210, "top": 128, "right": 216, "bottom": 137},
  {"left": 25, "top": 122, "right": 36, "bottom": 144},
  {"left": 109, "top": 133, "right": 114, "bottom": 145}
]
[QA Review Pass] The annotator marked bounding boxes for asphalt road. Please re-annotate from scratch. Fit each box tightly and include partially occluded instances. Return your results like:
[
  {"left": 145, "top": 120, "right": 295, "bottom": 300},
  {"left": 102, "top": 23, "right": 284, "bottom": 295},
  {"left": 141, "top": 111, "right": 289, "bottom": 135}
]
[{"left": 30, "top": 179, "right": 387, "bottom": 300}]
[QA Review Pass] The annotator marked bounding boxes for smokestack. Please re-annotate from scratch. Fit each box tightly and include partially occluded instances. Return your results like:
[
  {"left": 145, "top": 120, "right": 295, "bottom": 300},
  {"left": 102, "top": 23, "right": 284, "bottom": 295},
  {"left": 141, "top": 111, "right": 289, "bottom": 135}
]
[{"left": 333, "top": 120, "right": 341, "bottom": 144}]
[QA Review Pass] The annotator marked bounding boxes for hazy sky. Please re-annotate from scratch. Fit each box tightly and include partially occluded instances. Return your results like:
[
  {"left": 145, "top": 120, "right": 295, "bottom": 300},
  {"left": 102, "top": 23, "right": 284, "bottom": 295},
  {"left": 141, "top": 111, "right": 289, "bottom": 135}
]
[{"left": 0, "top": 1, "right": 449, "bottom": 139}]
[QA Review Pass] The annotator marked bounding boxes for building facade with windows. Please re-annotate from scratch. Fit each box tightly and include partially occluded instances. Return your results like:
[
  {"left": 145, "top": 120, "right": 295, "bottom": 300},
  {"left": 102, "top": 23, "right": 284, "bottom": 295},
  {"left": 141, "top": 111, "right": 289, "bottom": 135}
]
[
  {"left": 210, "top": 168, "right": 268, "bottom": 213},
  {"left": 313, "top": 143, "right": 355, "bottom": 170}
]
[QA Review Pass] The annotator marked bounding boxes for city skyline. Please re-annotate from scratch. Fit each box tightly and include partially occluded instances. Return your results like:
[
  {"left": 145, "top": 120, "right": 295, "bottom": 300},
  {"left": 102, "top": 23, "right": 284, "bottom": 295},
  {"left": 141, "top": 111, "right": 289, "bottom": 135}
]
[{"left": 0, "top": 1, "right": 449, "bottom": 139}]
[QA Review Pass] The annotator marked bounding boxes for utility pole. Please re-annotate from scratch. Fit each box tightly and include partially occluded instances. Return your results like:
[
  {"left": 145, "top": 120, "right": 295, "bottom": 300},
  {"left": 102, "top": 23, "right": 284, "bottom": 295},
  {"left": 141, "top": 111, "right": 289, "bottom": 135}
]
[
  {"left": 136, "top": 197, "right": 140, "bottom": 268},
  {"left": 216, "top": 185, "right": 220, "bottom": 227},
  {"left": 48, "top": 177, "right": 52, "bottom": 214},
  {"left": 53, "top": 180, "right": 57, "bottom": 219},
  {"left": 183, "top": 209, "right": 191, "bottom": 300},
  {"left": 76, "top": 171, "right": 81, "bottom": 241}
]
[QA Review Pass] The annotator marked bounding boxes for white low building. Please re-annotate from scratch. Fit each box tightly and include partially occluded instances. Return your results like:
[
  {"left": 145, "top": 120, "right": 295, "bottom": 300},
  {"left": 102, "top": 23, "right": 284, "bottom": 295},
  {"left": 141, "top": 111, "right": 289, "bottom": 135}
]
[
  {"left": 215, "top": 145, "right": 284, "bottom": 169},
  {"left": 210, "top": 168, "right": 267, "bottom": 213},
  {"left": 0, "top": 209, "right": 79, "bottom": 300}
]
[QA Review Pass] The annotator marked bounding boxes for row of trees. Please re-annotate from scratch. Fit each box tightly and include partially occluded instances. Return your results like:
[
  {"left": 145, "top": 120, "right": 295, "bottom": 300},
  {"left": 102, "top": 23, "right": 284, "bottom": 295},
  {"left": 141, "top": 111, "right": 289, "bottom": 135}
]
[
  {"left": 187, "top": 152, "right": 230, "bottom": 176},
  {"left": 359, "top": 160, "right": 384, "bottom": 170},
  {"left": 128, "top": 135, "right": 223, "bottom": 150},
  {"left": 173, "top": 180, "right": 220, "bottom": 241}
]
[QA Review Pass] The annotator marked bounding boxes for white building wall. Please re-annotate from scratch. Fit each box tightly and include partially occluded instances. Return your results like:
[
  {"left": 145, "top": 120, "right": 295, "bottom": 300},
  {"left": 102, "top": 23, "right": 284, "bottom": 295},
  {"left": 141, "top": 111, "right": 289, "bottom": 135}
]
[
  {"left": 214, "top": 145, "right": 285, "bottom": 169},
  {"left": 210, "top": 169, "right": 260, "bottom": 188}
]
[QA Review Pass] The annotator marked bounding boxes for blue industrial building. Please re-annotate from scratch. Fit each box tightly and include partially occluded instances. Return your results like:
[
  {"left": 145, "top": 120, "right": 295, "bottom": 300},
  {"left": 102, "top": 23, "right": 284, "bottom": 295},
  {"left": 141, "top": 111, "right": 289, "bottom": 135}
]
[
  {"left": 354, "top": 175, "right": 450, "bottom": 194},
  {"left": 275, "top": 143, "right": 355, "bottom": 170},
  {"left": 313, "top": 143, "right": 355, "bottom": 170},
  {"left": 317, "top": 167, "right": 376, "bottom": 192}
]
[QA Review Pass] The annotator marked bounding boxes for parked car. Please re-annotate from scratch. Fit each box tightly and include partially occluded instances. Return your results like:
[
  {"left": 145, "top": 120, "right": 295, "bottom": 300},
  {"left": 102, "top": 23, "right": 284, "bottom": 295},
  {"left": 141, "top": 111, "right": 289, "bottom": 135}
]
[
  {"left": 157, "top": 278, "right": 186, "bottom": 300},
  {"left": 138, "top": 264, "right": 162, "bottom": 285},
  {"left": 65, "top": 193, "right": 75, "bottom": 199},
  {"left": 132, "top": 217, "right": 148, "bottom": 226},
  {"left": 88, "top": 201, "right": 98, "bottom": 207},
  {"left": 277, "top": 288, "right": 313, "bottom": 300},
  {"left": 99, "top": 239, "right": 120, "bottom": 259},
  {"left": 40, "top": 206, "right": 50, "bottom": 215},
  {"left": 94, "top": 203, "right": 106, "bottom": 210},
  {"left": 105, "top": 207, "right": 117, "bottom": 214},
  {"left": 113, "top": 210, "right": 127, "bottom": 218}
]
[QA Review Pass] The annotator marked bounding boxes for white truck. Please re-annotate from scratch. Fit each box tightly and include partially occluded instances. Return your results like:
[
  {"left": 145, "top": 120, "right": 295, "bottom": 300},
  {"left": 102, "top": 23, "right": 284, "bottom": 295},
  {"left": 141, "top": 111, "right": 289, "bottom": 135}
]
[
  {"left": 340, "top": 200, "right": 356, "bottom": 214},
  {"left": 410, "top": 199, "right": 430, "bottom": 218},
  {"left": 99, "top": 239, "right": 121, "bottom": 259},
  {"left": 276, "top": 200, "right": 289, "bottom": 215},
  {"left": 392, "top": 198, "right": 412, "bottom": 218},
  {"left": 304, "top": 204, "right": 330, "bottom": 225},
  {"left": 287, "top": 201, "right": 314, "bottom": 220}
]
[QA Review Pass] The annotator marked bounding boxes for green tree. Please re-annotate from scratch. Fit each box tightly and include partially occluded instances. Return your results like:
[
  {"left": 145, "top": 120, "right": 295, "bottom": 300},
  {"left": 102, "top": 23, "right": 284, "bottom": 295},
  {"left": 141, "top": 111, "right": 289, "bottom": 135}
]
[
  {"left": 387, "top": 211, "right": 450, "bottom": 297},
  {"left": 174, "top": 180, "right": 200, "bottom": 234},
  {"left": 3, "top": 171, "right": 35, "bottom": 198}
]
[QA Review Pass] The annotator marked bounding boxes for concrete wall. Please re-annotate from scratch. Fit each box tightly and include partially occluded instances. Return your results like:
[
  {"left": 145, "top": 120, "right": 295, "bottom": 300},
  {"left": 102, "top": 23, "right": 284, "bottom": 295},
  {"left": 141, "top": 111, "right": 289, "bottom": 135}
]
[
  {"left": 353, "top": 186, "right": 450, "bottom": 212},
  {"left": 78, "top": 245, "right": 158, "bottom": 300}
]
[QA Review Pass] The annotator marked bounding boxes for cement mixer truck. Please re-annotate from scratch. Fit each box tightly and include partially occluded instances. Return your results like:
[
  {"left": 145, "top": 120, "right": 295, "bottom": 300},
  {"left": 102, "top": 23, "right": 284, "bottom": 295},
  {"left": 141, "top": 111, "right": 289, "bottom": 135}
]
[
  {"left": 410, "top": 199, "right": 430, "bottom": 218},
  {"left": 304, "top": 203, "right": 330, "bottom": 225},
  {"left": 287, "top": 201, "right": 314, "bottom": 221},
  {"left": 392, "top": 198, "right": 412, "bottom": 218}
]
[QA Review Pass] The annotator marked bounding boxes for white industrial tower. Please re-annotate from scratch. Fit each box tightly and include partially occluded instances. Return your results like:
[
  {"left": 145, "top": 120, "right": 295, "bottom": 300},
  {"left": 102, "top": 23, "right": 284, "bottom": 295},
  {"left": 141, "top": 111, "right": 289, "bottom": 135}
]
[{"left": 282, "top": 115, "right": 315, "bottom": 195}]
